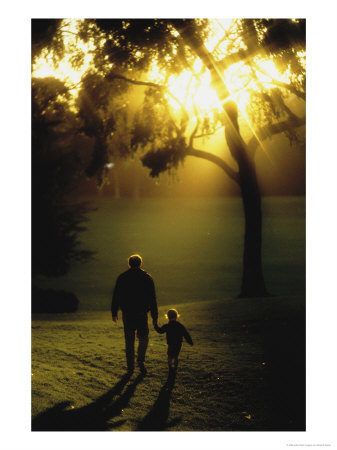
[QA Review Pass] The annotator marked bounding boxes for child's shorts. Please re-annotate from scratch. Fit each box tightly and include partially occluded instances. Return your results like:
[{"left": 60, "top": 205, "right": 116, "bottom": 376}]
[{"left": 167, "top": 342, "right": 182, "bottom": 357}]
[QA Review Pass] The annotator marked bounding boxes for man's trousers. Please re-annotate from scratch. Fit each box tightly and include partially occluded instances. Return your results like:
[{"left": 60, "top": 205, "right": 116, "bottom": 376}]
[{"left": 122, "top": 313, "right": 149, "bottom": 370}]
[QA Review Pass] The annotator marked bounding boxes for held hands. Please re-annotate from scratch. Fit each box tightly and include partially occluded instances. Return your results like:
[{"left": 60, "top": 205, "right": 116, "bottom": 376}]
[
  {"left": 112, "top": 315, "right": 118, "bottom": 323},
  {"left": 152, "top": 318, "right": 158, "bottom": 328}
]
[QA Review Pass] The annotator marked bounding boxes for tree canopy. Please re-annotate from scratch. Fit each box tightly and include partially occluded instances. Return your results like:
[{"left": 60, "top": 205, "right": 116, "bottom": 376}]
[{"left": 32, "top": 18, "right": 305, "bottom": 188}]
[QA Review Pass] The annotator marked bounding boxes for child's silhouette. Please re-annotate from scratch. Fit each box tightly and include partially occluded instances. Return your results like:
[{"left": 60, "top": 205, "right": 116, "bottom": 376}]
[{"left": 154, "top": 309, "right": 193, "bottom": 375}]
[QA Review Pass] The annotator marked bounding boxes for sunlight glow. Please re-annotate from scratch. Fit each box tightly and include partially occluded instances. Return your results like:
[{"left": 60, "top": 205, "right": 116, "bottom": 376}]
[
  {"left": 162, "top": 20, "right": 294, "bottom": 118},
  {"left": 164, "top": 57, "right": 290, "bottom": 118},
  {"left": 257, "top": 60, "right": 281, "bottom": 82},
  {"left": 194, "top": 72, "right": 222, "bottom": 111},
  {"left": 32, "top": 19, "right": 96, "bottom": 102},
  {"left": 205, "top": 19, "right": 234, "bottom": 52},
  {"left": 32, "top": 18, "right": 299, "bottom": 127},
  {"left": 147, "top": 59, "right": 167, "bottom": 84},
  {"left": 164, "top": 69, "right": 222, "bottom": 115},
  {"left": 297, "top": 51, "right": 306, "bottom": 68},
  {"left": 167, "top": 70, "right": 193, "bottom": 108}
]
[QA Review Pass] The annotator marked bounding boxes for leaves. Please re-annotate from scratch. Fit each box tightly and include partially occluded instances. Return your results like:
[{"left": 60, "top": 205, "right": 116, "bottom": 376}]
[
  {"left": 131, "top": 120, "right": 153, "bottom": 148},
  {"left": 262, "top": 19, "right": 305, "bottom": 53},
  {"left": 32, "top": 19, "right": 63, "bottom": 59},
  {"left": 141, "top": 136, "right": 187, "bottom": 177},
  {"left": 32, "top": 77, "right": 95, "bottom": 277}
]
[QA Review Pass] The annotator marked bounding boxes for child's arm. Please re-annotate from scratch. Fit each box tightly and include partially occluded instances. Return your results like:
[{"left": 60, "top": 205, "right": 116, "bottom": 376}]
[
  {"left": 182, "top": 325, "right": 193, "bottom": 346},
  {"left": 154, "top": 323, "right": 167, "bottom": 334}
]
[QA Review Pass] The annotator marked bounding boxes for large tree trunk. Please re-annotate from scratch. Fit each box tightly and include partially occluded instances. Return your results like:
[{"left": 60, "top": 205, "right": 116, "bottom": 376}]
[
  {"left": 238, "top": 152, "right": 268, "bottom": 297},
  {"left": 224, "top": 104, "right": 269, "bottom": 297},
  {"left": 173, "top": 19, "right": 268, "bottom": 297},
  {"left": 223, "top": 101, "right": 268, "bottom": 297},
  {"left": 222, "top": 103, "right": 268, "bottom": 296}
]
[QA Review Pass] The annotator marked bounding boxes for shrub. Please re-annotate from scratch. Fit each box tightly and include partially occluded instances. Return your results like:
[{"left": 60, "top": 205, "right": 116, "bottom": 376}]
[{"left": 32, "top": 287, "right": 79, "bottom": 313}]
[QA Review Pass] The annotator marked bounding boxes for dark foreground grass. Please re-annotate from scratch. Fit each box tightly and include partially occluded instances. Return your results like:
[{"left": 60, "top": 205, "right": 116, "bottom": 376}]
[{"left": 32, "top": 295, "right": 305, "bottom": 431}]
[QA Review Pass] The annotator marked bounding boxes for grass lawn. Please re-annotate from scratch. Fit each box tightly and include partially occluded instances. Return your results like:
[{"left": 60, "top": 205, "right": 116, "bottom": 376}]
[
  {"left": 32, "top": 196, "right": 305, "bottom": 431},
  {"left": 34, "top": 196, "right": 305, "bottom": 310},
  {"left": 32, "top": 295, "right": 305, "bottom": 431}
]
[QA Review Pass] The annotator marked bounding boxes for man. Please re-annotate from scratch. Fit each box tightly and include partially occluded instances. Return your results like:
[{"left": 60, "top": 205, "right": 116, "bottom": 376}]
[{"left": 111, "top": 254, "right": 158, "bottom": 374}]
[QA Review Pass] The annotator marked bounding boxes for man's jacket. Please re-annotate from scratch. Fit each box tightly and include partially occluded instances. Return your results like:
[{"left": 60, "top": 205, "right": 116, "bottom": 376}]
[{"left": 111, "top": 268, "right": 158, "bottom": 320}]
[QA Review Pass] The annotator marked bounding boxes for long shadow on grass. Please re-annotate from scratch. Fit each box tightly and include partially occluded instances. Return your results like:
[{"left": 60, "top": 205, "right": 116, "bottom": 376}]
[
  {"left": 32, "top": 372, "right": 144, "bottom": 431},
  {"left": 136, "top": 371, "right": 182, "bottom": 431}
]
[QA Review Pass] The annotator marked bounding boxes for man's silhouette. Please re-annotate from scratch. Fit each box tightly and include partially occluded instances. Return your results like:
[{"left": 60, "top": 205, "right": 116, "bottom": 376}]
[{"left": 111, "top": 254, "right": 158, "bottom": 374}]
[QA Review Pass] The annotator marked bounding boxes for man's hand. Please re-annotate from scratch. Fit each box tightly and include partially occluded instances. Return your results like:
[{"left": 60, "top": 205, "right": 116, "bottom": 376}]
[{"left": 112, "top": 315, "right": 118, "bottom": 323}]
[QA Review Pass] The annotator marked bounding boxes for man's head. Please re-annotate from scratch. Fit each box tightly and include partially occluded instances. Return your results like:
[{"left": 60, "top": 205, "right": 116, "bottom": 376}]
[{"left": 128, "top": 254, "right": 143, "bottom": 268}]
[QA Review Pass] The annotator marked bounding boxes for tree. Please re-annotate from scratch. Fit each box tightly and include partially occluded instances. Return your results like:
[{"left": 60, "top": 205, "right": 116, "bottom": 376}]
[
  {"left": 166, "top": 19, "right": 305, "bottom": 296},
  {"left": 94, "top": 19, "right": 305, "bottom": 297},
  {"left": 32, "top": 19, "right": 305, "bottom": 297},
  {"left": 32, "top": 76, "right": 94, "bottom": 278}
]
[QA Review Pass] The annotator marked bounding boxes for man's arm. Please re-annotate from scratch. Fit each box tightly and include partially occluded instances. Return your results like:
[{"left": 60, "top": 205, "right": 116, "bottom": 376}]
[
  {"left": 111, "top": 276, "right": 121, "bottom": 321},
  {"left": 148, "top": 277, "right": 158, "bottom": 322}
]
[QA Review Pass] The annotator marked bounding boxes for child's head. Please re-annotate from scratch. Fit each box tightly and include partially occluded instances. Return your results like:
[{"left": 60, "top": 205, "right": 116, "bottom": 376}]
[{"left": 165, "top": 308, "right": 180, "bottom": 321}]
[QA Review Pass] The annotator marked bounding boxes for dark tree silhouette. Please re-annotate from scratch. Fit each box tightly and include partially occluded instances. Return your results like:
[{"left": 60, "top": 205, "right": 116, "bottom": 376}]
[{"left": 32, "top": 77, "right": 94, "bottom": 280}]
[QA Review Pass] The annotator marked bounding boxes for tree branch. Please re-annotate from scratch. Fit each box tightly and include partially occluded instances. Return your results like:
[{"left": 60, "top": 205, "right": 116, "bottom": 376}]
[
  {"left": 106, "top": 71, "right": 190, "bottom": 125},
  {"left": 251, "top": 64, "right": 306, "bottom": 101},
  {"left": 219, "top": 48, "right": 260, "bottom": 70},
  {"left": 248, "top": 115, "right": 305, "bottom": 152},
  {"left": 265, "top": 78, "right": 306, "bottom": 100},
  {"left": 189, "top": 118, "right": 200, "bottom": 147},
  {"left": 219, "top": 52, "right": 306, "bottom": 101},
  {"left": 187, "top": 147, "right": 240, "bottom": 184},
  {"left": 106, "top": 72, "right": 163, "bottom": 89},
  {"left": 188, "top": 103, "right": 201, "bottom": 147},
  {"left": 194, "top": 125, "right": 224, "bottom": 139},
  {"left": 212, "top": 22, "right": 232, "bottom": 53}
]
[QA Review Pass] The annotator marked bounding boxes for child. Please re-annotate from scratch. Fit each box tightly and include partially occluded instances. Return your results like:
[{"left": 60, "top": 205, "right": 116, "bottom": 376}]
[{"left": 154, "top": 308, "right": 193, "bottom": 374}]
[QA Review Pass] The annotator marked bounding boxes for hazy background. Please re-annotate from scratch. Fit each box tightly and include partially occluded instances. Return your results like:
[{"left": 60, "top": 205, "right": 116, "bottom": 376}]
[{"left": 34, "top": 194, "right": 305, "bottom": 311}]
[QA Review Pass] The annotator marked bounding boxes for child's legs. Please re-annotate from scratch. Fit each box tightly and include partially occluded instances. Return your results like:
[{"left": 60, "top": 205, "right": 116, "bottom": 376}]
[
  {"left": 168, "top": 343, "right": 181, "bottom": 370},
  {"left": 167, "top": 355, "right": 178, "bottom": 369}
]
